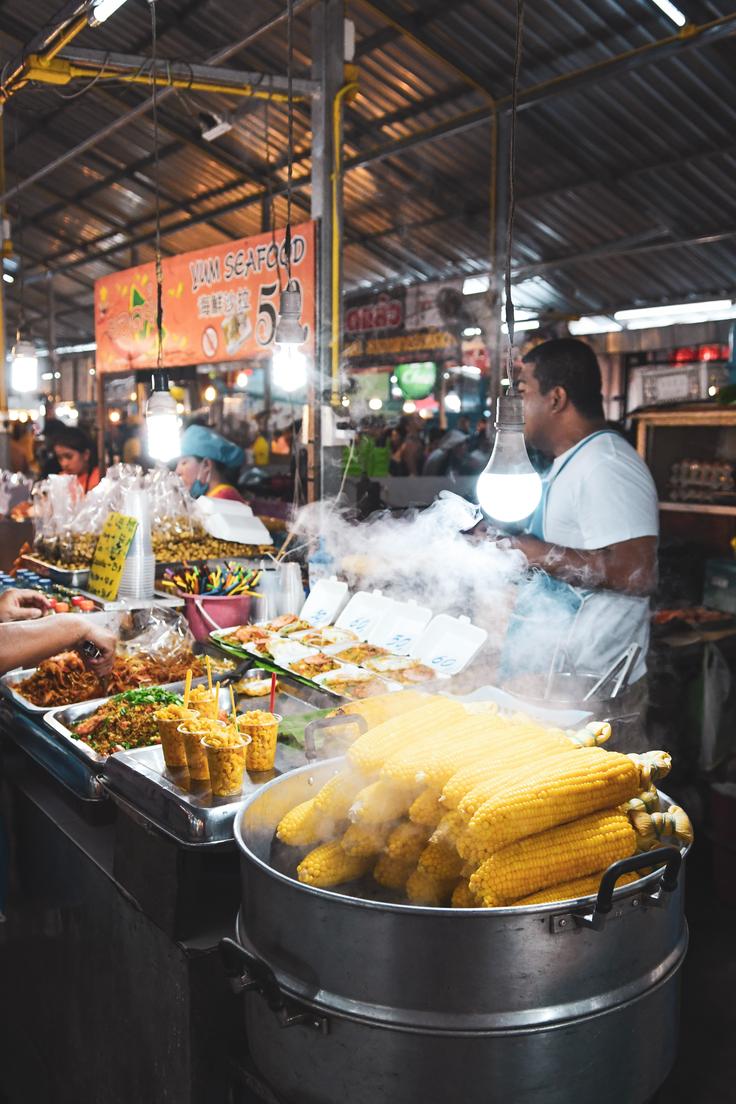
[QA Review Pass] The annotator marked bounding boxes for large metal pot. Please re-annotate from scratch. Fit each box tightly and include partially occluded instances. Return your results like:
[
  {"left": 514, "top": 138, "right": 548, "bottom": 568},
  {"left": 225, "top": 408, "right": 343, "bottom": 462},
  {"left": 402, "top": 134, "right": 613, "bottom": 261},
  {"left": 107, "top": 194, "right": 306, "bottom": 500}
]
[{"left": 225, "top": 759, "right": 688, "bottom": 1104}]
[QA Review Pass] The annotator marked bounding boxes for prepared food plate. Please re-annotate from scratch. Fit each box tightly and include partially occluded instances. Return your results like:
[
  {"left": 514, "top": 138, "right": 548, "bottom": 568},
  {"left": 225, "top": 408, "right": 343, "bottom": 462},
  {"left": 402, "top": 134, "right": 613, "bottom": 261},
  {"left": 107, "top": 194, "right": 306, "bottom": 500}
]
[
  {"left": 313, "top": 664, "right": 402, "bottom": 699},
  {"left": 362, "top": 654, "right": 438, "bottom": 684},
  {"left": 221, "top": 624, "right": 275, "bottom": 649},
  {"left": 326, "top": 642, "right": 390, "bottom": 665},
  {"left": 292, "top": 626, "right": 358, "bottom": 648},
  {"left": 286, "top": 651, "right": 344, "bottom": 680},
  {"left": 260, "top": 613, "right": 313, "bottom": 636}
]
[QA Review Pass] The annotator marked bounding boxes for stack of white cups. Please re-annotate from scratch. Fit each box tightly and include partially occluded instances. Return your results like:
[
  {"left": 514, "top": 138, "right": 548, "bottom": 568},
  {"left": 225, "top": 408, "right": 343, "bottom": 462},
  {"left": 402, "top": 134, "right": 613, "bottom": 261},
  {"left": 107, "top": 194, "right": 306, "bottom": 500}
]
[{"left": 117, "top": 488, "right": 155, "bottom": 601}]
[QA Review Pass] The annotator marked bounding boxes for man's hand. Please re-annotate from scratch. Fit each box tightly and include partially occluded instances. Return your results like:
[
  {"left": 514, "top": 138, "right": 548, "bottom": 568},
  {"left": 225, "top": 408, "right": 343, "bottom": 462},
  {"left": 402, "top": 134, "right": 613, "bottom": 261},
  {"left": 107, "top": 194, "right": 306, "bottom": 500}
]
[
  {"left": 508, "top": 534, "right": 657, "bottom": 597},
  {"left": 0, "top": 588, "right": 52, "bottom": 623},
  {"left": 74, "top": 621, "right": 117, "bottom": 677}
]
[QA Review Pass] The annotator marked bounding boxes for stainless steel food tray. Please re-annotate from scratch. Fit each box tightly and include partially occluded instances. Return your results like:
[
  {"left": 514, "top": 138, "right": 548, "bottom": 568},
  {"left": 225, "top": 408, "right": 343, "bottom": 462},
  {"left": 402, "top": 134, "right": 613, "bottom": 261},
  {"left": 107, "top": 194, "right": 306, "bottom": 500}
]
[
  {"left": 21, "top": 554, "right": 90, "bottom": 588},
  {"left": 43, "top": 672, "right": 336, "bottom": 771},
  {"left": 0, "top": 668, "right": 209, "bottom": 716},
  {"left": 103, "top": 741, "right": 307, "bottom": 846}
]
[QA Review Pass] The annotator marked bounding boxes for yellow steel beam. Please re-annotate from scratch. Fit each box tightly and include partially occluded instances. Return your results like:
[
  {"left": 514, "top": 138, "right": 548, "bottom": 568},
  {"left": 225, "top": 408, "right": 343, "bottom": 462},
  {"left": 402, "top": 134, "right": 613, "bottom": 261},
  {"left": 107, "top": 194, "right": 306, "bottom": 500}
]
[{"left": 9, "top": 56, "right": 306, "bottom": 102}]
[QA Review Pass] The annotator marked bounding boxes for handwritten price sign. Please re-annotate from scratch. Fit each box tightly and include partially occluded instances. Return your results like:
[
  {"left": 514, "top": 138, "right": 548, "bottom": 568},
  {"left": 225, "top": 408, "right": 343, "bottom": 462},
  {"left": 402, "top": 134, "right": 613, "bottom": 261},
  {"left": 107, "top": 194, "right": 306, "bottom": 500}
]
[{"left": 88, "top": 513, "right": 139, "bottom": 600}]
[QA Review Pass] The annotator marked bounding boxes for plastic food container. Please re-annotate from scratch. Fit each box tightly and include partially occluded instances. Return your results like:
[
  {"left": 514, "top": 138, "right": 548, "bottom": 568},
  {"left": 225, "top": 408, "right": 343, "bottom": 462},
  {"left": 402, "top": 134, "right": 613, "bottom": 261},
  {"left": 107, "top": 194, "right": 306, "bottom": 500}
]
[
  {"left": 202, "top": 730, "right": 250, "bottom": 796},
  {"left": 155, "top": 705, "right": 199, "bottom": 769},
  {"left": 188, "top": 684, "right": 220, "bottom": 720},
  {"left": 178, "top": 718, "right": 232, "bottom": 782},
  {"left": 237, "top": 710, "right": 281, "bottom": 772}
]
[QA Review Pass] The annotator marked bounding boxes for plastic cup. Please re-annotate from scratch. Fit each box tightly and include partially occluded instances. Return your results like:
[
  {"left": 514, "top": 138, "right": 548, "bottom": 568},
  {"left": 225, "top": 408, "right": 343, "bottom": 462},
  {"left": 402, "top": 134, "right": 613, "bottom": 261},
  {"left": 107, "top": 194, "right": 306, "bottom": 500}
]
[
  {"left": 188, "top": 685, "right": 220, "bottom": 720},
  {"left": 177, "top": 718, "right": 230, "bottom": 782},
  {"left": 237, "top": 711, "right": 281, "bottom": 773},
  {"left": 155, "top": 707, "right": 199, "bottom": 769},
  {"left": 201, "top": 731, "right": 250, "bottom": 797}
]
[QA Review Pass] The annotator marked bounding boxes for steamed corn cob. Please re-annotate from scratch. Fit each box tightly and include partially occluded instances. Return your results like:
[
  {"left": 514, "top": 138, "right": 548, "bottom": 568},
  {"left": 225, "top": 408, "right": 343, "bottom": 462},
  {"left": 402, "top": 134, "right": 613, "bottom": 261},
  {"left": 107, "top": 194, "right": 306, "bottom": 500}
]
[
  {"left": 417, "top": 840, "right": 464, "bottom": 880},
  {"left": 331, "top": 690, "right": 428, "bottom": 731},
  {"left": 408, "top": 787, "right": 443, "bottom": 828},
  {"left": 313, "top": 770, "right": 366, "bottom": 820},
  {"left": 276, "top": 798, "right": 321, "bottom": 847},
  {"left": 385, "top": 820, "right": 430, "bottom": 863},
  {"left": 451, "top": 879, "right": 479, "bottom": 909},
  {"left": 514, "top": 869, "right": 640, "bottom": 906},
  {"left": 341, "top": 822, "right": 390, "bottom": 858},
  {"left": 406, "top": 867, "right": 455, "bottom": 906},
  {"left": 469, "top": 809, "right": 636, "bottom": 908},
  {"left": 628, "top": 802, "right": 694, "bottom": 852},
  {"left": 349, "top": 779, "right": 418, "bottom": 825},
  {"left": 430, "top": 810, "right": 466, "bottom": 849},
  {"left": 380, "top": 718, "right": 503, "bottom": 787},
  {"left": 627, "top": 750, "right": 672, "bottom": 789},
  {"left": 346, "top": 699, "right": 468, "bottom": 776},
  {"left": 373, "top": 853, "right": 414, "bottom": 891},
  {"left": 297, "top": 841, "right": 372, "bottom": 888},
  {"left": 456, "top": 748, "right": 580, "bottom": 823},
  {"left": 442, "top": 740, "right": 580, "bottom": 812},
  {"left": 460, "top": 748, "right": 640, "bottom": 862}
]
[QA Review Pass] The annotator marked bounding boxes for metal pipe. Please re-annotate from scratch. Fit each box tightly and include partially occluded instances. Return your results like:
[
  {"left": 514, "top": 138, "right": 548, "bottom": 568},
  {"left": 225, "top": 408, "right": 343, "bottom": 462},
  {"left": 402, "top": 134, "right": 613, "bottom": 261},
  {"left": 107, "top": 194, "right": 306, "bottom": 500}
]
[
  {"left": 0, "top": 0, "right": 320, "bottom": 205},
  {"left": 0, "top": 109, "right": 6, "bottom": 417},
  {"left": 331, "top": 78, "right": 359, "bottom": 405}
]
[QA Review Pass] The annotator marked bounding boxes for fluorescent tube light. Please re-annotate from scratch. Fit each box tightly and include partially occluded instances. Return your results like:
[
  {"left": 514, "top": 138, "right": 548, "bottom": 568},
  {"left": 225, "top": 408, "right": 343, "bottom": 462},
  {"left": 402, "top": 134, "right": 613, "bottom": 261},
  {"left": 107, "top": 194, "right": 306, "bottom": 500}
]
[
  {"left": 615, "top": 299, "right": 731, "bottom": 321},
  {"left": 569, "top": 316, "right": 623, "bottom": 335},
  {"left": 88, "top": 0, "right": 130, "bottom": 27},
  {"left": 501, "top": 319, "right": 539, "bottom": 334},
  {"left": 648, "top": 0, "right": 687, "bottom": 28},
  {"left": 463, "top": 276, "right": 489, "bottom": 295}
]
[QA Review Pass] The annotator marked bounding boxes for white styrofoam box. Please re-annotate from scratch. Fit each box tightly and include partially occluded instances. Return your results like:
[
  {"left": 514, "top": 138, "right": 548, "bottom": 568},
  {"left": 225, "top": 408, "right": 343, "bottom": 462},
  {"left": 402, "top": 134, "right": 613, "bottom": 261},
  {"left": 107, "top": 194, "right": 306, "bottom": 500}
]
[
  {"left": 299, "top": 577, "right": 349, "bottom": 628},
  {"left": 268, "top": 639, "right": 317, "bottom": 667},
  {"left": 370, "top": 599, "right": 433, "bottom": 655},
  {"left": 193, "top": 498, "right": 273, "bottom": 545},
  {"left": 411, "top": 614, "right": 487, "bottom": 678},
  {"left": 457, "top": 685, "right": 593, "bottom": 729},
  {"left": 334, "top": 589, "right": 394, "bottom": 641}
]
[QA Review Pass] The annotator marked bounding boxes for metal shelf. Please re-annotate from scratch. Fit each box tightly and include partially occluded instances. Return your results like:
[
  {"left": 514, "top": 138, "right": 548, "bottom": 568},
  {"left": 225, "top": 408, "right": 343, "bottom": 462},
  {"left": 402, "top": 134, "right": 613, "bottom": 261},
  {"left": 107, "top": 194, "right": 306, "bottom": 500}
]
[{"left": 659, "top": 501, "right": 736, "bottom": 517}]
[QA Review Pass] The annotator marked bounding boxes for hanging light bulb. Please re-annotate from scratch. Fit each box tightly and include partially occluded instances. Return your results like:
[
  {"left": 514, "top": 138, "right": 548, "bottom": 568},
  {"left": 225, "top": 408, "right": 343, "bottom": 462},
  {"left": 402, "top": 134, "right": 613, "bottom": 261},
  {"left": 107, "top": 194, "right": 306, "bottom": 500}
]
[
  {"left": 235, "top": 370, "right": 249, "bottom": 389},
  {"left": 203, "top": 384, "right": 217, "bottom": 403},
  {"left": 476, "top": 394, "right": 542, "bottom": 524},
  {"left": 10, "top": 338, "right": 38, "bottom": 393},
  {"left": 272, "top": 278, "right": 308, "bottom": 393},
  {"left": 146, "top": 369, "right": 181, "bottom": 463}
]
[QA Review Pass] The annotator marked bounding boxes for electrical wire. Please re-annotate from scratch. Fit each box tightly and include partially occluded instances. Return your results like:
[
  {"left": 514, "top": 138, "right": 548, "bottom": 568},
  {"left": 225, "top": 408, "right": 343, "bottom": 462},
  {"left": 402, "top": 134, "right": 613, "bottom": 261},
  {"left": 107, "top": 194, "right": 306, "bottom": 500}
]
[
  {"left": 285, "top": 0, "right": 294, "bottom": 279},
  {"left": 504, "top": 0, "right": 524, "bottom": 391},
  {"left": 148, "top": 0, "right": 164, "bottom": 371}
]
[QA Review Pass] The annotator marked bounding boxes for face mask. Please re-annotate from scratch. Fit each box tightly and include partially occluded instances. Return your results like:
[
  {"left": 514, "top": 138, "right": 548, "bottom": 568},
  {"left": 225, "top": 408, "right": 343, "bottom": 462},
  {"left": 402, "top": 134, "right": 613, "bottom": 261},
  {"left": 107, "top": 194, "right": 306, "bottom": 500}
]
[{"left": 189, "top": 461, "right": 209, "bottom": 499}]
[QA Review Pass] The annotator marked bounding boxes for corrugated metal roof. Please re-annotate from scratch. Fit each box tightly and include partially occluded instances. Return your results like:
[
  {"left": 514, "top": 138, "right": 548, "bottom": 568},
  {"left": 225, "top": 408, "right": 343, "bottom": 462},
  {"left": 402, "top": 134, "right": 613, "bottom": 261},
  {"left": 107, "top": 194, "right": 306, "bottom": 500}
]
[{"left": 0, "top": 0, "right": 734, "bottom": 340}]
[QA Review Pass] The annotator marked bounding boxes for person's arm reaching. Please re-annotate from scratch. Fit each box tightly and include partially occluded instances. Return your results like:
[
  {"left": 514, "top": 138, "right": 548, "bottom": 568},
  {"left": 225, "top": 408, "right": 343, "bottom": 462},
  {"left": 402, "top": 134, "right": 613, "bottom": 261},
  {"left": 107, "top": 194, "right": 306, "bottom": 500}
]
[
  {"left": 509, "top": 534, "right": 657, "bottom": 597},
  {"left": 0, "top": 616, "right": 117, "bottom": 677}
]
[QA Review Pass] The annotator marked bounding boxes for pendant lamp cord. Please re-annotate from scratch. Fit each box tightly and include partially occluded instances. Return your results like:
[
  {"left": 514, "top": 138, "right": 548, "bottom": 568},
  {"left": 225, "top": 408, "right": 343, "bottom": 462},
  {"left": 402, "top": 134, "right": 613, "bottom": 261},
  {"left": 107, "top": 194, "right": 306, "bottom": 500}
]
[
  {"left": 504, "top": 0, "right": 524, "bottom": 392},
  {"left": 149, "top": 0, "right": 164, "bottom": 371},
  {"left": 285, "top": 0, "right": 294, "bottom": 281}
]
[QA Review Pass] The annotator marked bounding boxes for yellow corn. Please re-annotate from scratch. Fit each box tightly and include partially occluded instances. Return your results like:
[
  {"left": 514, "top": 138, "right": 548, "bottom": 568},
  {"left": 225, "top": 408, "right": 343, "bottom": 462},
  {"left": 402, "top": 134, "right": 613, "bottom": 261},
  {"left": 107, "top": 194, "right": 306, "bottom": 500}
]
[
  {"left": 373, "top": 853, "right": 414, "bottom": 891},
  {"left": 385, "top": 820, "right": 430, "bottom": 863},
  {"left": 430, "top": 810, "right": 465, "bottom": 849},
  {"left": 514, "top": 869, "right": 639, "bottom": 906},
  {"left": 417, "top": 840, "right": 464, "bottom": 880},
  {"left": 456, "top": 748, "right": 580, "bottom": 822},
  {"left": 459, "top": 748, "right": 640, "bottom": 861},
  {"left": 408, "top": 787, "right": 443, "bottom": 828},
  {"left": 469, "top": 809, "right": 636, "bottom": 908},
  {"left": 451, "top": 879, "right": 479, "bottom": 909},
  {"left": 276, "top": 798, "right": 321, "bottom": 847},
  {"left": 406, "top": 867, "right": 455, "bottom": 907},
  {"left": 346, "top": 699, "right": 468, "bottom": 776},
  {"left": 628, "top": 803, "right": 694, "bottom": 852},
  {"left": 380, "top": 718, "right": 502, "bottom": 787},
  {"left": 349, "top": 779, "right": 417, "bottom": 825},
  {"left": 331, "top": 690, "right": 428, "bottom": 731},
  {"left": 297, "top": 841, "right": 372, "bottom": 888},
  {"left": 313, "top": 770, "right": 366, "bottom": 820},
  {"left": 340, "top": 822, "right": 390, "bottom": 858},
  {"left": 627, "top": 750, "right": 672, "bottom": 788}
]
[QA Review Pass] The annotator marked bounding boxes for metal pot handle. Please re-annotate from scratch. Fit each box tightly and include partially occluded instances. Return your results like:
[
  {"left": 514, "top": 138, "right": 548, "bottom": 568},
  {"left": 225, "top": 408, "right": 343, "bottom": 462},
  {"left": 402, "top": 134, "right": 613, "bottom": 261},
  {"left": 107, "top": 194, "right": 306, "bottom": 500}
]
[
  {"left": 220, "top": 938, "right": 328, "bottom": 1033},
  {"left": 569, "top": 846, "right": 682, "bottom": 932},
  {"left": 303, "top": 712, "right": 367, "bottom": 760}
]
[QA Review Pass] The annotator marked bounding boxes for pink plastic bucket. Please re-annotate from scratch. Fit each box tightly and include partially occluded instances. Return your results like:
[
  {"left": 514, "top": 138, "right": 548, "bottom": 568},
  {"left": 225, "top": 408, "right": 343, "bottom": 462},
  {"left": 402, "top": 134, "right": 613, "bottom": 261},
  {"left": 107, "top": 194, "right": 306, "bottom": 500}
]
[{"left": 182, "top": 593, "right": 253, "bottom": 643}]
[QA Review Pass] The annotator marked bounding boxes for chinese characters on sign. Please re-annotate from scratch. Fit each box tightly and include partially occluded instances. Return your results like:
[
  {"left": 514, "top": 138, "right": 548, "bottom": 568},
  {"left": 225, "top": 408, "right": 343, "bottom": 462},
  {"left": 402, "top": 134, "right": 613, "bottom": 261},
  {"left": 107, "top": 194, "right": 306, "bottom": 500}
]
[{"left": 94, "top": 222, "right": 316, "bottom": 373}]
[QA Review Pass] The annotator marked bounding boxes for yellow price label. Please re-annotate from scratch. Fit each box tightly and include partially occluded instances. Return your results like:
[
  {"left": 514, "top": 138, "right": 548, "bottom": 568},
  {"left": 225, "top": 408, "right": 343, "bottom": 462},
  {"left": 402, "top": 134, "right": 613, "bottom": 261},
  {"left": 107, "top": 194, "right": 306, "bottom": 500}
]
[{"left": 88, "top": 512, "right": 139, "bottom": 600}]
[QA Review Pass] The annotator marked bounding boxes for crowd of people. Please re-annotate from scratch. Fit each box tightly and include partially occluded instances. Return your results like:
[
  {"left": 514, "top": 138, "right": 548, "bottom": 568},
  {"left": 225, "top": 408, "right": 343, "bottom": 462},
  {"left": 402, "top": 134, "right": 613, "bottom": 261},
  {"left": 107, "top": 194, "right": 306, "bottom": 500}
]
[{"left": 386, "top": 413, "right": 491, "bottom": 477}]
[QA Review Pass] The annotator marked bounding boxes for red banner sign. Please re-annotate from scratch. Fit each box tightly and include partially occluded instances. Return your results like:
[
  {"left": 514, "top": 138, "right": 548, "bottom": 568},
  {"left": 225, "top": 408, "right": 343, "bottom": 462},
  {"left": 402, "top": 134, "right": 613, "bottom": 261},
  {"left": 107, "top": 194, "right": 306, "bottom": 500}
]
[{"left": 94, "top": 221, "right": 316, "bottom": 374}]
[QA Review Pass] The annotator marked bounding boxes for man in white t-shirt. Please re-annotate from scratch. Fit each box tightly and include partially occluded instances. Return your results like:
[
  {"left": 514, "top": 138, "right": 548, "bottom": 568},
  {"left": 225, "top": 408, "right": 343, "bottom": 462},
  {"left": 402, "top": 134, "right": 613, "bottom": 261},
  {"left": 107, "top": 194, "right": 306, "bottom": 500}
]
[{"left": 500, "top": 339, "right": 658, "bottom": 744}]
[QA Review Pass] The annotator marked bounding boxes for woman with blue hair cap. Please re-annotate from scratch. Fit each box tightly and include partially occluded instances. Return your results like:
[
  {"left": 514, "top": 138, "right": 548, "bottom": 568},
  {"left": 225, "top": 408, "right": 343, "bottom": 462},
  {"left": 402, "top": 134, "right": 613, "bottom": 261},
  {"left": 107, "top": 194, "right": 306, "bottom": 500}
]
[{"left": 175, "top": 424, "right": 246, "bottom": 502}]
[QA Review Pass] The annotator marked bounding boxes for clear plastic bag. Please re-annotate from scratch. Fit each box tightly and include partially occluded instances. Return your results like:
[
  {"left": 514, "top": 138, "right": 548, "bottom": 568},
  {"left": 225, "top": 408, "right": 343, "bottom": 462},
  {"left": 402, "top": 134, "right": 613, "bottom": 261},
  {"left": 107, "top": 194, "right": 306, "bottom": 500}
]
[{"left": 116, "top": 604, "right": 196, "bottom": 662}]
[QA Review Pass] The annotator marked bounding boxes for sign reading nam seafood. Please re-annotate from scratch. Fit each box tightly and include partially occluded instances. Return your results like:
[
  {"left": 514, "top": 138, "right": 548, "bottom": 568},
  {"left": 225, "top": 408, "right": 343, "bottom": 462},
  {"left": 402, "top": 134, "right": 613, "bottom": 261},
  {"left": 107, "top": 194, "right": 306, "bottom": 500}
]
[{"left": 94, "top": 222, "right": 316, "bottom": 373}]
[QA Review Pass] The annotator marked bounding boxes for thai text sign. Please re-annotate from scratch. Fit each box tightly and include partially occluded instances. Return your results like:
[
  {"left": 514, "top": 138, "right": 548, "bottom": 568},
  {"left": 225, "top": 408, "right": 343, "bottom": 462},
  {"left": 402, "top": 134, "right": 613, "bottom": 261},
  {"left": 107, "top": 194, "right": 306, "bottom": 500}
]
[{"left": 94, "top": 222, "right": 316, "bottom": 373}]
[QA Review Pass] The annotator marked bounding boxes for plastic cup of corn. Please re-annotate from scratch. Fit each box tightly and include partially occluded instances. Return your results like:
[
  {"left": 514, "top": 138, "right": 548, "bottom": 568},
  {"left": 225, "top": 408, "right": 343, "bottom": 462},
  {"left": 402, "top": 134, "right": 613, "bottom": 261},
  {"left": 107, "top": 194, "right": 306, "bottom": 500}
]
[
  {"left": 188, "top": 684, "right": 220, "bottom": 720},
  {"left": 201, "top": 729, "right": 251, "bottom": 797},
  {"left": 237, "top": 710, "right": 281, "bottom": 773},
  {"left": 177, "top": 717, "right": 229, "bottom": 782},
  {"left": 155, "top": 704, "right": 199, "bottom": 769}
]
